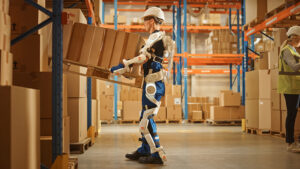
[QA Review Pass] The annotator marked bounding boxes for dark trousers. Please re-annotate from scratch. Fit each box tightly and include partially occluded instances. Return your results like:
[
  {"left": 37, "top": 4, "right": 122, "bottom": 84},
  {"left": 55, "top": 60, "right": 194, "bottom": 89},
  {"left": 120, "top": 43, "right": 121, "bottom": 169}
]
[{"left": 284, "top": 94, "right": 300, "bottom": 143}]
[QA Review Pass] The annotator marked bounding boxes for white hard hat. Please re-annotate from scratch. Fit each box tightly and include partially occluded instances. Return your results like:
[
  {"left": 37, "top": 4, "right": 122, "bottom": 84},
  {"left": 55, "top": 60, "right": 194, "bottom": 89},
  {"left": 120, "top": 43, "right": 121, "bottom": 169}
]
[
  {"left": 142, "top": 7, "right": 165, "bottom": 21},
  {"left": 287, "top": 26, "right": 300, "bottom": 37}
]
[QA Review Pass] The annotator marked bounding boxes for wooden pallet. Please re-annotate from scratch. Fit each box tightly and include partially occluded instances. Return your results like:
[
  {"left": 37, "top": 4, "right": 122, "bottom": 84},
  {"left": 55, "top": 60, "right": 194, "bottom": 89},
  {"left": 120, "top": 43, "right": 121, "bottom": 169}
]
[
  {"left": 155, "top": 120, "right": 168, "bottom": 123},
  {"left": 166, "top": 120, "right": 182, "bottom": 124},
  {"left": 119, "top": 120, "right": 140, "bottom": 124},
  {"left": 101, "top": 120, "right": 114, "bottom": 124},
  {"left": 189, "top": 120, "right": 205, "bottom": 123},
  {"left": 70, "top": 137, "right": 92, "bottom": 154},
  {"left": 63, "top": 59, "right": 144, "bottom": 89},
  {"left": 270, "top": 130, "right": 286, "bottom": 139},
  {"left": 206, "top": 120, "right": 241, "bottom": 126},
  {"left": 246, "top": 128, "right": 270, "bottom": 135},
  {"left": 68, "top": 157, "right": 78, "bottom": 169}
]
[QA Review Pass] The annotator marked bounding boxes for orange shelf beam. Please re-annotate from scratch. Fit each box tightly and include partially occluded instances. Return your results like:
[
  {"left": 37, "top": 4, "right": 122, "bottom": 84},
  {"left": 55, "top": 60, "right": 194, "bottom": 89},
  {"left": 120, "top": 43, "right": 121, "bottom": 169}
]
[
  {"left": 245, "top": 2, "right": 300, "bottom": 39},
  {"left": 100, "top": 24, "right": 242, "bottom": 31}
]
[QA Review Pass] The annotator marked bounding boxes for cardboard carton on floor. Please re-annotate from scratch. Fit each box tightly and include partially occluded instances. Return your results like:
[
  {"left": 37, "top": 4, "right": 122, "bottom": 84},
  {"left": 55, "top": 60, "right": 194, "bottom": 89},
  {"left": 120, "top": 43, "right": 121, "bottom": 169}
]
[
  {"left": 192, "top": 111, "right": 203, "bottom": 121},
  {"left": 122, "top": 101, "right": 142, "bottom": 121},
  {"left": 68, "top": 98, "right": 88, "bottom": 143},
  {"left": 0, "top": 50, "right": 12, "bottom": 86},
  {"left": 167, "top": 105, "right": 182, "bottom": 120},
  {"left": 0, "top": 86, "right": 40, "bottom": 169},
  {"left": 245, "top": 99, "right": 271, "bottom": 129}
]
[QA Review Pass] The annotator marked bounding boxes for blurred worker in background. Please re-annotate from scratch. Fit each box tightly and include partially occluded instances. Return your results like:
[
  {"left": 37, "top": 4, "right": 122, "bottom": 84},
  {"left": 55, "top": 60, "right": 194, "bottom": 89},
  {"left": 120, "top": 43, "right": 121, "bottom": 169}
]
[{"left": 278, "top": 25, "right": 300, "bottom": 153}]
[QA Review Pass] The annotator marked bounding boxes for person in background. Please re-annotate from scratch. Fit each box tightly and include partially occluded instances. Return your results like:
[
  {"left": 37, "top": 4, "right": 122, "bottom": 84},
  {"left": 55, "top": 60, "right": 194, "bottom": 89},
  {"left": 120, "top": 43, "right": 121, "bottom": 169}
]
[{"left": 278, "top": 26, "right": 300, "bottom": 153}]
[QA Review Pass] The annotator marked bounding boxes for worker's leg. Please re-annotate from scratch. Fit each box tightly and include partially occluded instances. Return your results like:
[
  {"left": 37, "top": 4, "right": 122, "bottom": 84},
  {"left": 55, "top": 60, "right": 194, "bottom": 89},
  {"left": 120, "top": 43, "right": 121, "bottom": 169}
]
[{"left": 284, "top": 94, "right": 300, "bottom": 144}]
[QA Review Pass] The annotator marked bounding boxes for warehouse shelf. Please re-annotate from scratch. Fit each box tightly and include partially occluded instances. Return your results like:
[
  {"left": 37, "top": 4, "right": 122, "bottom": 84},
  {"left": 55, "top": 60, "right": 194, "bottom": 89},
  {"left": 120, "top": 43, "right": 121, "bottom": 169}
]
[{"left": 178, "top": 69, "right": 242, "bottom": 74}]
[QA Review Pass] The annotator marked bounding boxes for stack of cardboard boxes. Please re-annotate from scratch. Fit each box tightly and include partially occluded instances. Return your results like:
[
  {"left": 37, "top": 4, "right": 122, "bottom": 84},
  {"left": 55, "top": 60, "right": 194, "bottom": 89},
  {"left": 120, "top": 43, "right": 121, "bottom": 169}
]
[
  {"left": 1, "top": 1, "right": 41, "bottom": 168},
  {"left": 165, "top": 84, "right": 182, "bottom": 121},
  {"left": 210, "top": 90, "right": 244, "bottom": 121},
  {"left": 245, "top": 70, "right": 271, "bottom": 130},
  {"left": 187, "top": 96, "right": 210, "bottom": 121},
  {"left": 99, "top": 80, "right": 114, "bottom": 121},
  {"left": 205, "top": 30, "right": 238, "bottom": 54},
  {"left": 199, "top": 14, "right": 221, "bottom": 25},
  {"left": 120, "top": 84, "right": 142, "bottom": 121}
]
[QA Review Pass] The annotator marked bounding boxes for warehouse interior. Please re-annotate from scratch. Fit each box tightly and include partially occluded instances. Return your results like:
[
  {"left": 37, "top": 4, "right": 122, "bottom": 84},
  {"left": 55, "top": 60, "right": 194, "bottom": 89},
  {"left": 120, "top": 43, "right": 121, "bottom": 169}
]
[{"left": 1, "top": 0, "right": 300, "bottom": 169}]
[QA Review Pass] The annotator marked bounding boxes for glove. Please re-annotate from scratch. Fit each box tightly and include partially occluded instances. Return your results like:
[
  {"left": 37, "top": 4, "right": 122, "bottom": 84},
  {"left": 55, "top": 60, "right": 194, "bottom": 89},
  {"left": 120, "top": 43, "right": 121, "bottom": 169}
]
[{"left": 110, "top": 63, "right": 125, "bottom": 73}]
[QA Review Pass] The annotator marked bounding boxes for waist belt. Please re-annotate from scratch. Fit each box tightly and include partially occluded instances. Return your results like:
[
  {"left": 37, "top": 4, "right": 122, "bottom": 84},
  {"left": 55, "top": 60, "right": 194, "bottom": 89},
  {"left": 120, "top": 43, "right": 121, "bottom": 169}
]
[{"left": 145, "top": 70, "right": 164, "bottom": 83}]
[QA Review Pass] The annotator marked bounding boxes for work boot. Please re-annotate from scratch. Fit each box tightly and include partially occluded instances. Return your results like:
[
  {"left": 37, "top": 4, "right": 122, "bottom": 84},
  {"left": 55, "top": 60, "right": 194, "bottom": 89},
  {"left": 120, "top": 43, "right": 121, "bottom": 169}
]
[
  {"left": 125, "top": 151, "right": 149, "bottom": 161},
  {"left": 138, "top": 156, "right": 164, "bottom": 164},
  {"left": 287, "top": 143, "right": 300, "bottom": 152}
]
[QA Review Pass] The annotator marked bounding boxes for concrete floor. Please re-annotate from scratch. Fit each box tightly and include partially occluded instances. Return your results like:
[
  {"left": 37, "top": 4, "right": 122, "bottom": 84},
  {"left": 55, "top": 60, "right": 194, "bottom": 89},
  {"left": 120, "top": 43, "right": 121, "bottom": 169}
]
[{"left": 78, "top": 124, "right": 300, "bottom": 169}]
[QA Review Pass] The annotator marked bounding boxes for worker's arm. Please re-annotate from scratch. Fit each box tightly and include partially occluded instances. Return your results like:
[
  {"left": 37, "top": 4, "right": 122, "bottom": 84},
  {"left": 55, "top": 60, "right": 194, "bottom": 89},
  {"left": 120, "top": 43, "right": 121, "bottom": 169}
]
[{"left": 282, "top": 49, "right": 300, "bottom": 72}]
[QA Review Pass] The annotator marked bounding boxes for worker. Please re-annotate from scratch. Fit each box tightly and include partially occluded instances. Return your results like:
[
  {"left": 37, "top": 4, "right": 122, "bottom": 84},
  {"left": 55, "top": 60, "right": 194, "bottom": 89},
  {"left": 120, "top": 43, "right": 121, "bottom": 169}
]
[
  {"left": 110, "top": 7, "right": 175, "bottom": 164},
  {"left": 278, "top": 25, "right": 300, "bottom": 153}
]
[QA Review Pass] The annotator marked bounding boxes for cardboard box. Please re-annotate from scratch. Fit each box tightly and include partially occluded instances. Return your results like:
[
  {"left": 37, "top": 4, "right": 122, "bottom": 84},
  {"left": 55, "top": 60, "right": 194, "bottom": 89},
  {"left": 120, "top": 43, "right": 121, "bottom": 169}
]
[
  {"left": 254, "top": 52, "right": 268, "bottom": 70},
  {"left": 0, "top": 12, "right": 11, "bottom": 51},
  {"left": 271, "top": 89, "right": 281, "bottom": 110},
  {"left": 268, "top": 47, "right": 280, "bottom": 69},
  {"left": 166, "top": 95, "right": 181, "bottom": 107},
  {"left": 13, "top": 72, "right": 68, "bottom": 118},
  {"left": 165, "top": 83, "right": 173, "bottom": 96},
  {"left": 124, "top": 32, "right": 144, "bottom": 59},
  {"left": 67, "top": 65, "right": 87, "bottom": 98},
  {"left": 172, "top": 85, "right": 181, "bottom": 97},
  {"left": 0, "top": 86, "right": 40, "bottom": 169},
  {"left": 78, "top": 25, "right": 96, "bottom": 65},
  {"left": 213, "top": 97, "right": 219, "bottom": 105},
  {"left": 154, "top": 107, "right": 167, "bottom": 121},
  {"left": 167, "top": 105, "right": 182, "bottom": 120},
  {"left": 192, "top": 111, "right": 203, "bottom": 121},
  {"left": 105, "top": 15, "right": 127, "bottom": 24},
  {"left": 110, "top": 31, "right": 128, "bottom": 67},
  {"left": 63, "top": 23, "right": 74, "bottom": 59},
  {"left": 270, "top": 69, "right": 278, "bottom": 90},
  {"left": 245, "top": 70, "right": 271, "bottom": 99},
  {"left": 88, "top": 26, "right": 106, "bottom": 66},
  {"left": 273, "top": 28, "right": 287, "bottom": 47},
  {"left": 9, "top": 1, "right": 45, "bottom": 34},
  {"left": 98, "top": 29, "right": 117, "bottom": 69},
  {"left": 257, "top": 0, "right": 267, "bottom": 21},
  {"left": 202, "top": 103, "right": 213, "bottom": 114},
  {"left": 100, "top": 95, "right": 114, "bottom": 121},
  {"left": 11, "top": 34, "right": 48, "bottom": 72},
  {"left": 68, "top": 98, "right": 87, "bottom": 143},
  {"left": 0, "top": 50, "right": 12, "bottom": 86},
  {"left": 219, "top": 90, "right": 240, "bottom": 106},
  {"left": 188, "top": 103, "right": 202, "bottom": 113},
  {"left": 63, "top": 8, "right": 87, "bottom": 24},
  {"left": 210, "top": 106, "right": 230, "bottom": 120},
  {"left": 245, "top": 99, "right": 271, "bottom": 129},
  {"left": 271, "top": 110, "right": 281, "bottom": 132},
  {"left": 122, "top": 101, "right": 142, "bottom": 121},
  {"left": 92, "top": 99, "right": 97, "bottom": 127},
  {"left": 0, "top": 0, "right": 9, "bottom": 13},
  {"left": 66, "top": 23, "right": 89, "bottom": 62}
]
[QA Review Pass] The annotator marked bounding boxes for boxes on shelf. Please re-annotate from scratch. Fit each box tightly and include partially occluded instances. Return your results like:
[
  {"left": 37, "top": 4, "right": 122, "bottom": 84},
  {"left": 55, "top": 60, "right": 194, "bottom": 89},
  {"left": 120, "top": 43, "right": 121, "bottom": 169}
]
[
  {"left": 0, "top": 50, "right": 12, "bottom": 86},
  {"left": 122, "top": 101, "right": 142, "bottom": 121},
  {"left": 219, "top": 90, "right": 240, "bottom": 106},
  {"left": 192, "top": 111, "right": 203, "bottom": 121},
  {"left": 11, "top": 33, "right": 48, "bottom": 72},
  {"left": 254, "top": 52, "right": 269, "bottom": 70},
  {"left": 68, "top": 98, "right": 87, "bottom": 143},
  {"left": 0, "top": 86, "right": 40, "bottom": 169},
  {"left": 105, "top": 15, "right": 127, "bottom": 24}
]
